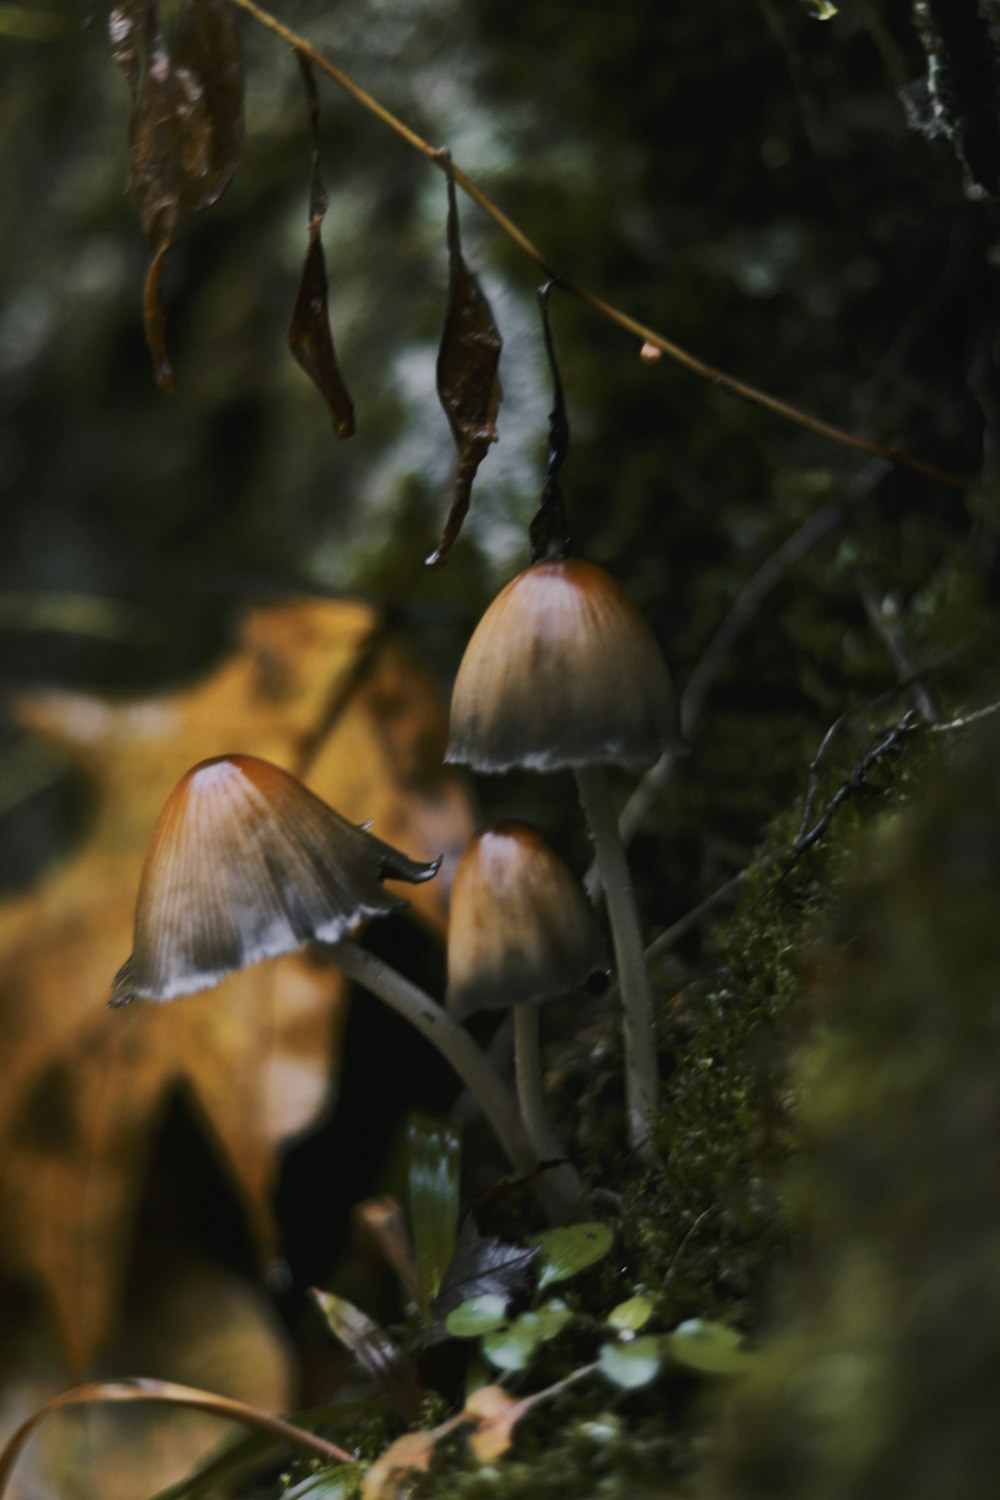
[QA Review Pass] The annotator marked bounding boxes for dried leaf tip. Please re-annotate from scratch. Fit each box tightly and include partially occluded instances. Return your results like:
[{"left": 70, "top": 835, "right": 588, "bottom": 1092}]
[{"left": 109, "top": 754, "right": 440, "bottom": 1008}]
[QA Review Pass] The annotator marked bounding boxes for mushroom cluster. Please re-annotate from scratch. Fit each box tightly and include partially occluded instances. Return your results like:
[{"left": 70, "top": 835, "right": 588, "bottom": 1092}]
[
  {"left": 109, "top": 557, "right": 671, "bottom": 1224},
  {"left": 109, "top": 755, "right": 541, "bottom": 1191},
  {"left": 448, "top": 557, "right": 674, "bottom": 1155}
]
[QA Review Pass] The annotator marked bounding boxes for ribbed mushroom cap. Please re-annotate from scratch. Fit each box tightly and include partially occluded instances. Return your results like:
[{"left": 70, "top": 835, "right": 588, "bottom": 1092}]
[
  {"left": 446, "top": 821, "right": 604, "bottom": 1020},
  {"left": 109, "top": 754, "right": 440, "bottom": 1007},
  {"left": 446, "top": 559, "right": 674, "bottom": 772}
]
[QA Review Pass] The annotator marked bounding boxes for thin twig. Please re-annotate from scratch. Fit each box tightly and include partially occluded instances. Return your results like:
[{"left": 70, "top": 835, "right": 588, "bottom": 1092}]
[
  {"left": 643, "top": 868, "right": 756, "bottom": 971},
  {"left": 930, "top": 698, "right": 1000, "bottom": 733},
  {"left": 592, "top": 459, "right": 889, "bottom": 889},
  {"left": 793, "top": 710, "right": 916, "bottom": 858},
  {"left": 643, "top": 681, "right": 999, "bottom": 967},
  {"left": 797, "top": 713, "right": 849, "bottom": 842},
  {"left": 226, "top": 0, "right": 971, "bottom": 490},
  {"left": 857, "top": 572, "right": 940, "bottom": 725}
]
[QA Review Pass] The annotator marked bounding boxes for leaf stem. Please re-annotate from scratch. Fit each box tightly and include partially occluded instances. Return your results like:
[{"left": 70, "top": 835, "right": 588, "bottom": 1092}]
[
  {"left": 226, "top": 0, "right": 972, "bottom": 490},
  {"left": 0, "top": 1378, "right": 352, "bottom": 1497}
]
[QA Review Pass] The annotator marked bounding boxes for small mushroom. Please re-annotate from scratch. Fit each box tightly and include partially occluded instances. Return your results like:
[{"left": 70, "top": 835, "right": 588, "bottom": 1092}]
[
  {"left": 108, "top": 755, "right": 538, "bottom": 1183},
  {"left": 447, "top": 558, "right": 674, "bottom": 1156},
  {"left": 447, "top": 821, "right": 602, "bottom": 1210}
]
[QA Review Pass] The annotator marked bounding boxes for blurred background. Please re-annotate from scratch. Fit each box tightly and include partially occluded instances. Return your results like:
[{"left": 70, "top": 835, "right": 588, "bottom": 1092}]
[{"left": 1, "top": 0, "right": 999, "bottom": 1493}]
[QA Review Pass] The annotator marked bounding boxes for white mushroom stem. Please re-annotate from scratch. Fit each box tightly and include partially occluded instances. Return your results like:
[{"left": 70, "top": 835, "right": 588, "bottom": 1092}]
[
  {"left": 328, "top": 940, "right": 576, "bottom": 1220},
  {"left": 573, "top": 766, "right": 659, "bottom": 1158},
  {"left": 514, "top": 1005, "right": 585, "bottom": 1209}
]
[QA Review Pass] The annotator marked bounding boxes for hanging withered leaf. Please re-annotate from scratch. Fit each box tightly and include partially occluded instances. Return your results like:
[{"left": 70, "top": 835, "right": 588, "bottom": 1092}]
[
  {"left": 109, "top": 0, "right": 244, "bottom": 392},
  {"left": 287, "top": 53, "right": 356, "bottom": 439},
  {"left": 529, "top": 281, "right": 573, "bottom": 564},
  {"left": 426, "top": 162, "right": 503, "bottom": 569}
]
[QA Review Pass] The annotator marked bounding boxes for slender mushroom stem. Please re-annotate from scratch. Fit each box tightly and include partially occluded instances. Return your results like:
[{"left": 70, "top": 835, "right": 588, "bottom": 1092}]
[
  {"left": 573, "top": 766, "right": 659, "bottom": 1158},
  {"left": 514, "top": 1005, "right": 585, "bottom": 1211},
  {"left": 328, "top": 940, "right": 574, "bottom": 1219}
]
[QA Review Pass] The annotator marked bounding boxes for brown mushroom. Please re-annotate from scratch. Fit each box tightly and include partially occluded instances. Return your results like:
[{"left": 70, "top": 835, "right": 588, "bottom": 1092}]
[
  {"left": 108, "top": 755, "right": 538, "bottom": 1182},
  {"left": 447, "top": 820, "right": 602, "bottom": 1206},
  {"left": 447, "top": 558, "right": 674, "bottom": 1155}
]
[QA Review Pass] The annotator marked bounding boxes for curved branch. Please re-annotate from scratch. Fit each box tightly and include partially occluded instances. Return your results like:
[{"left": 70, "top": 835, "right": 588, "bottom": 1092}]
[{"left": 228, "top": 0, "right": 972, "bottom": 490}]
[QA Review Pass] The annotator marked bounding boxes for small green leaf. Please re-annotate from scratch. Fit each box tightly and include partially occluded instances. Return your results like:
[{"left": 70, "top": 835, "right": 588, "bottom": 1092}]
[
  {"left": 598, "top": 1336, "right": 663, "bottom": 1390},
  {"left": 664, "top": 1318, "right": 753, "bottom": 1376},
  {"left": 534, "top": 1299, "right": 573, "bottom": 1341},
  {"left": 481, "top": 1304, "right": 572, "bottom": 1371},
  {"left": 607, "top": 1295, "right": 654, "bottom": 1333},
  {"left": 445, "top": 1294, "right": 509, "bottom": 1338},
  {"left": 482, "top": 1324, "right": 533, "bottom": 1372},
  {"left": 804, "top": 0, "right": 837, "bottom": 16},
  {"left": 407, "top": 1113, "right": 461, "bottom": 1322},
  {"left": 532, "top": 1222, "right": 613, "bottom": 1290}
]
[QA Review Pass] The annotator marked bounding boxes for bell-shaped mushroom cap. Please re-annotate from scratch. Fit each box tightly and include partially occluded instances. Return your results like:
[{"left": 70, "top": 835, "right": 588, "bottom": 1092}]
[
  {"left": 446, "top": 558, "right": 674, "bottom": 773},
  {"left": 109, "top": 754, "right": 440, "bottom": 1007},
  {"left": 446, "top": 820, "right": 604, "bottom": 1020}
]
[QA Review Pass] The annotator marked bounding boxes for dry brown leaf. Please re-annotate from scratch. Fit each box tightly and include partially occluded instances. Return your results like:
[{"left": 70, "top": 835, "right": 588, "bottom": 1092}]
[
  {"left": 0, "top": 599, "right": 473, "bottom": 1370},
  {"left": 427, "top": 169, "right": 503, "bottom": 570},
  {"left": 287, "top": 52, "right": 356, "bottom": 438},
  {"left": 463, "top": 1383, "right": 525, "bottom": 1462},
  {"left": 361, "top": 1428, "right": 442, "bottom": 1500}
]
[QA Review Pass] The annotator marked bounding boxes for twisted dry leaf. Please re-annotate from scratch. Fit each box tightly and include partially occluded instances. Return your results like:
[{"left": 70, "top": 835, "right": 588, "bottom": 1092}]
[
  {"left": 426, "top": 167, "right": 503, "bottom": 569},
  {"left": 288, "top": 52, "right": 356, "bottom": 438}
]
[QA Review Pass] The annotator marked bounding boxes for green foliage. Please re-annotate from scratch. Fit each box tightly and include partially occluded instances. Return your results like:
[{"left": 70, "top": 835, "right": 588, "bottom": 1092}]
[
  {"left": 530, "top": 1224, "right": 614, "bottom": 1292},
  {"left": 407, "top": 1114, "right": 462, "bottom": 1322},
  {"left": 698, "top": 711, "right": 1000, "bottom": 1500}
]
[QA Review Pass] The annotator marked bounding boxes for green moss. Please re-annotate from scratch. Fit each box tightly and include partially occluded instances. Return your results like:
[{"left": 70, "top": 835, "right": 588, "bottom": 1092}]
[{"left": 699, "top": 712, "right": 1000, "bottom": 1500}]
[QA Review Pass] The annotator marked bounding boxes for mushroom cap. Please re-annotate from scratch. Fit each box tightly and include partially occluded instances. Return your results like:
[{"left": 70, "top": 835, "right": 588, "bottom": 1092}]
[
  {"left": 446, "top": 820, "right": 605, "bottom": 1019},
  {"left": 446, "top": 558, "right": 674, "bottom": 773},
  {"left": 109, "top": 754, "right": 440, "bottom": 1007}
]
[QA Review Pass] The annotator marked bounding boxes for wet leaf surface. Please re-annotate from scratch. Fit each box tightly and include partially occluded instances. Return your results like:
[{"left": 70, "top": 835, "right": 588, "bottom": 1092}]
[
  {"left": 288, "top": 53, "right": 356, "bottom": 439},
  {"left": 426, "top": 167, "right": 503, "bottom": 569}
]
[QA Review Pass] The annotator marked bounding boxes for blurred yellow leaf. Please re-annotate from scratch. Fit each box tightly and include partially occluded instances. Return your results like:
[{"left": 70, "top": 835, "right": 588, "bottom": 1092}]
[
  {"left": 0, "top": 599, "right": 473, "bottom": 1370},
  {"left": 0, "top": 1258, "right": 296, "bottom": 1500}
]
